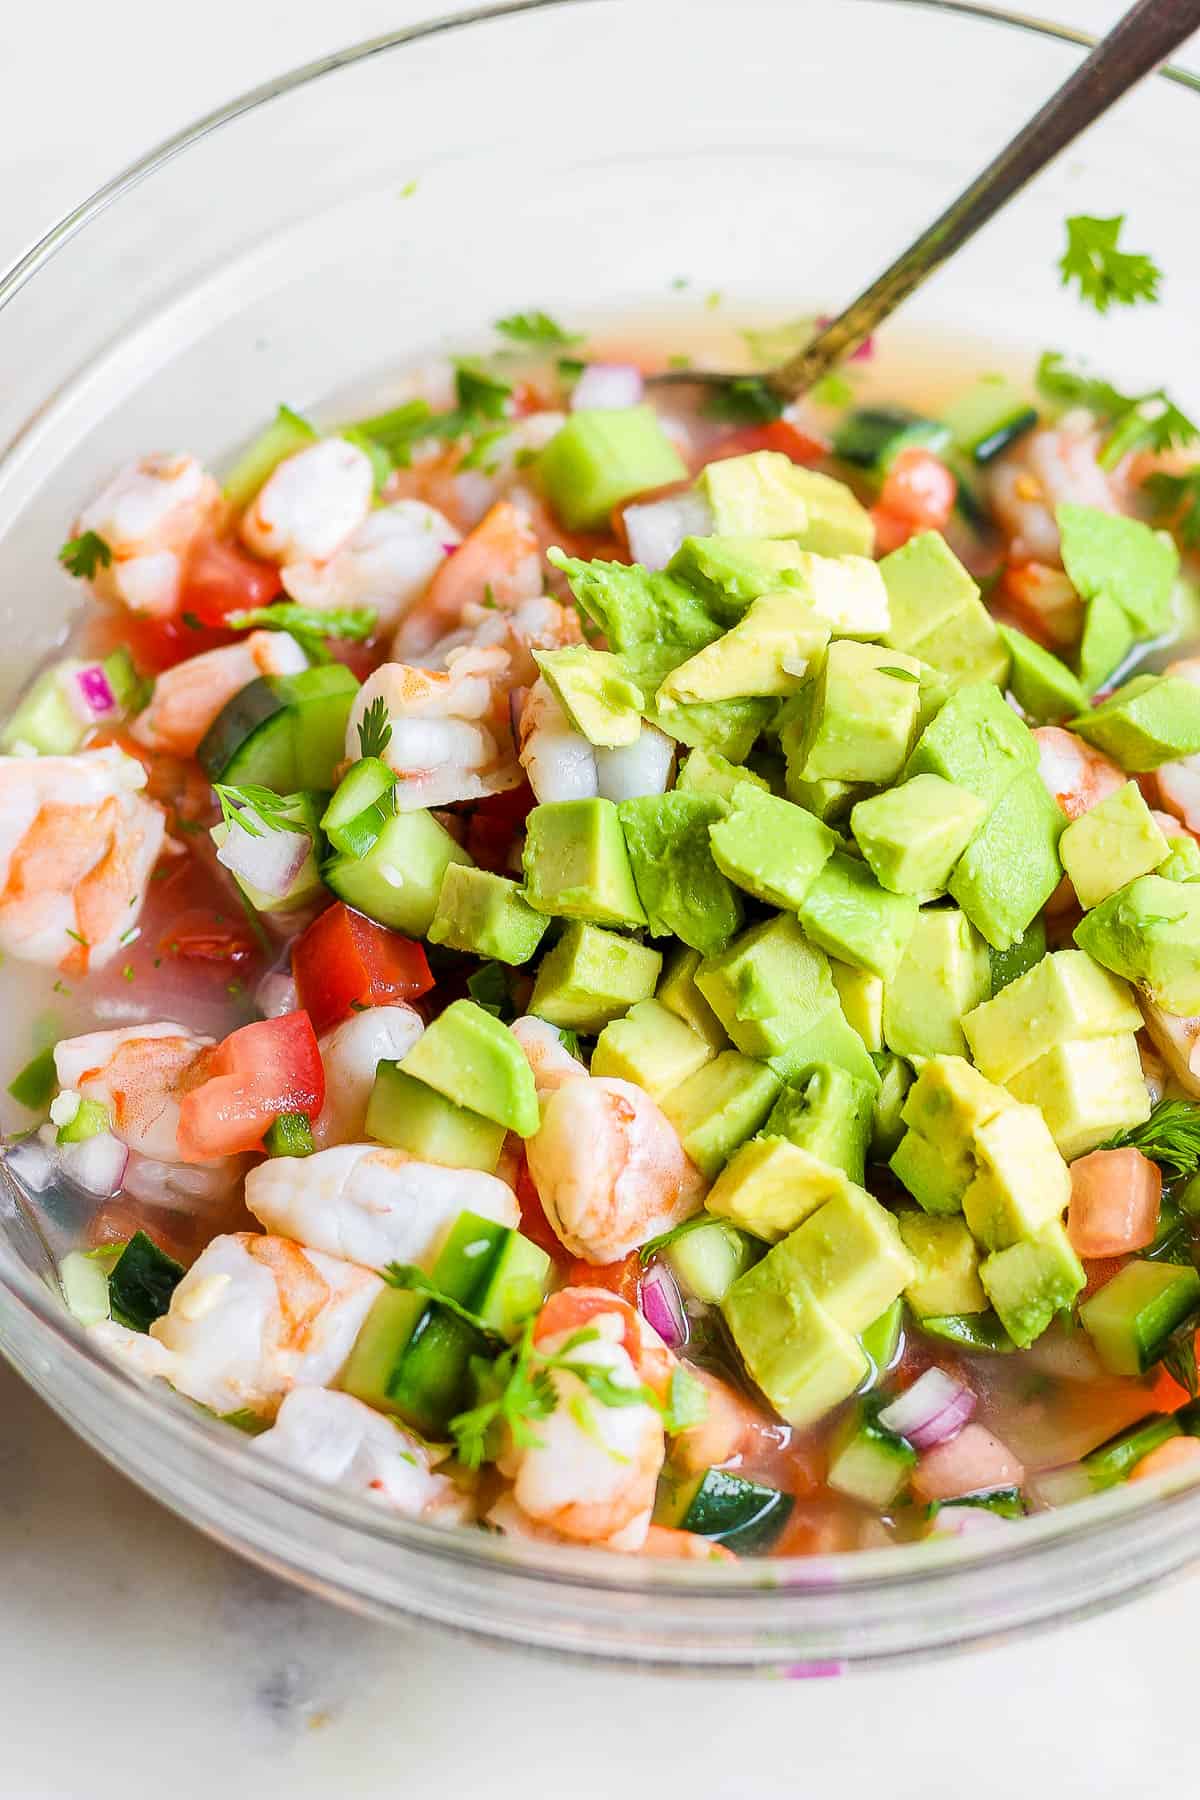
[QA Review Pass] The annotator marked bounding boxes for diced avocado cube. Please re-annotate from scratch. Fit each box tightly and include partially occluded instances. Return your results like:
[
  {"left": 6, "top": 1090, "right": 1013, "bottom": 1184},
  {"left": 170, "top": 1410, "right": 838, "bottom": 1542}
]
[
  {"left": 979, "top": 1220, "right": 1085, "bottom": 1349},
  {"left": 664, "top": 1218, "right": 764, "bottom": 1304},
  {"left": 533, "top": 645, "right": 645, "bottom": 747},
  {"left": 548, "top": 551, "right": 723, "bottom": 655},
  {"left": 1006, "top": 1033, "right": 1151, "bottom": 1160},
  {"left": 961, "top": 1103, "right": 1071, "bottom": 1251},
  {"left": 962, "top": 947, "right": 1142, "bottom": 1084},
  {"left": 324, "top": 807, "right": 470, "bottom": 937},
  {"left": 915, "top": 603, "right": 1010, "bottom": 691},
  {"left": 659, "top": 1051, "right": 781, "bottom": 1178},
  {"left": 676, "top": 746, "right": 770, "bottom": 805},
  {"left": 529, "top": 921, "right": 662, "bottom": 1032},
  {"left": 618, "top": 792, "right": 743, "bottom": 956},
  {"left": 890, "top": 1127, "right": 974, "bottom": 1216},
  {"left": 850, "top": 775, "right": 986, "bottom": 897},
  {"left": 641, "top": 689, "right": 772, "bottom": 763},
  {"left": 879, "top": 531, "right": 980, "bottom": 649},
  {"left": 1160, "top": 835, "right": 1200, "bottom": 882},
  {"left": 426, "top": 863, "right": 549, "bottom": 965},
  {"left": 784, "top": 765, "right": 864, "bottom": 824},
  {"left": 870, "top": 1052, "right": 913, "bottom": 1160},
  {"left": 831, "top": 961, "right": 884, "bottom": 1052},
  {"left": 1058, "top": 502, "right": 1179, "bottom": 637},
  {"left": 785, "top": 1185, "right": 917, "bottom": 1332},
  {"left": 1060, "top": 782, "right": 1170, "bottom": 912},
  {"left": 882, "top": 907, "right": 991, "bottom": 1059},
  {"left": 398, "top": 1000, "right": 539, "bottom": 1138},
  {"left": 699, "top": 453, "right": 874, "bottom": 555},
  {"left": 655, "top": 590, "right": 829, "bottom": 708},
  {"left": 897, "top": 1212, "right": 986, "bottom": 1317},
  {"left": 1080, "top": 1258, "right": 1200, "bottom": 1375},
  {"left": 669, "top": 534, "right": 809, "bottom": 608},
  {"left": 522, "top": 798, "right": 646, "bottom": 927},
  {"left": 432, "top": 1211, "right": 551, "bottom": 1341},
  {"left": 539, "top": 406, "right": 688, "bottom": 530},
  {"left": 340, "top": 1287, "right": 483, "bottom": 1434},
  {"left": 999, "top": 625, "right": 1087, "bottom": 724},
  {"left": 696, "top": 914, "right": 838, "bottom": 1058},
  {"left": 827, "top": 1399, "right": 916, "bottom": 1508},
  {"left": 948, "top": 770, "right": 1065, "bottom": 951},
  {"left": 796, "top": 851, "right": 919, "bottom": 983},
  {"left": 766, "top": 1001, "right": 882, "bottom": 1093},
  {"left": 366, "top": 1064, "right": 507, "bottom": 1172},
  {"left": 903, "top": 679, "right": 1037, "bottom": 804},
  {"left": 778, "top": 550, "right": 890, "bottom": 638},
  {"left": 902, "top": 1053, "right": 1013, "bottom": 1140},
  {"left": 792, "top": 642, "right": 923, "bottom": 786},
  {"left": 707, "top": 782, "right": 837, "bottom": 912},
  {"left": 989, "top": 916, "right": 1047, "bottom": 995},
  {"left": 764, "top": 1063, "right": 873, "bottom": 1184},
  {"left": 705, "top": 1136, "right": 849, "bottom": 1242},
  {"left": 590, "top": 998, "right": 714, "bottom": 1098},
  {"left": 1070, "top": 675, "right": 1200, "bottom": 772},
  {"left": 1076, "top": 592, "right": 1136, "bottom": 699},
  {"left": 722, "top": 1256, "right": 870, "bottom": 1429},
  {"left": 1074, "top": 873, "right": 1200, "bottom": 1014},
  {"left": 656, "top": 946, "right": 728, "bottom": 1052}
]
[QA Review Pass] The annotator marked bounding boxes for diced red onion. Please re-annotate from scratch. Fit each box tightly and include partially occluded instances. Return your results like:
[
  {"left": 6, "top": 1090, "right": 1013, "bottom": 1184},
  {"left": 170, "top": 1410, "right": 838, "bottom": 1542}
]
[
  {"left": 59, "top": 1130, "right": 129, "bottom": 1196},
  {"left": 216, "top": 817, "right": 311, "bottom": 900},
  {"left": 879, "top": 1368, "right": 977, "bottom": 1450},
  {"left": 256, "top": 968, "right": 299, "bottom": 1019},
  {"left": 65, "top": 663, "right": 118, "bottom": 723},
  {"left": 639, "top": 1261, "right": 688, "bottom": 1350},
  {"left": 441, "top": 542, "right": 459, "bottom": 557},
  {"left": 571, "top": 363, "right": 645, "bottom": 412},
  {"left": 624, "top": 490, "right": 714, "bottom": 571}
]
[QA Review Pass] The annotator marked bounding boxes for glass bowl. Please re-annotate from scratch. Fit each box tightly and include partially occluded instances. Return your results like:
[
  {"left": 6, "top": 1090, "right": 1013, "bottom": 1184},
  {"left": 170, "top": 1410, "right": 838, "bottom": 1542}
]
[{"left": 3, "top": 0, "right": 1200, "bottom": 1671}]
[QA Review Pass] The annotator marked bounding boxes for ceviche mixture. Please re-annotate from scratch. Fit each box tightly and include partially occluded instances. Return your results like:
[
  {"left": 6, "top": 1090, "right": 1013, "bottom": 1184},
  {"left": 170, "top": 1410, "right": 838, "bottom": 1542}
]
[{"left": 8, "top": 218, "right": 1200, "bottom": 1563}]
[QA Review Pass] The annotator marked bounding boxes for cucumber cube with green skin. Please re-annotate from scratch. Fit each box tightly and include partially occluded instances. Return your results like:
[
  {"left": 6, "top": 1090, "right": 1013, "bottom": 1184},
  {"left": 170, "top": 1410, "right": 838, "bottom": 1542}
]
[
  {"left": 262, "top": 1112, "right": 315, "bottom": 1158},
  {"left": 766, "top": 1001, "right": 882, "bottom": 1093},
  {"left": 618, "top": 792, "right": 743, "bottom": 957},
  {"left": 1059, "top": 782, "right": 1171, "bottom": 911},
  {"left": 859, "top": 1297, "right": 904, "bottom": 1381},
  {"left": 0, "top": 657, "right": 146, "bottom": 756},
  {"left": 656, "top": 1467, "right": 794, "bottom": 1553},
  {"left": 832, "top": 407, "right": 950, "bottom": 471},
  {"left": 427, "top": 864, "right": 549, "bottom": 966},
  {"left": 785, "top": 1184, "right": 917, "bottom": 1331},
  {"left": 222, "top": 403, "right": 318, "bottom": 511},
  {"left": 397, "top": 1000, "right": 539, "bottom": 1138},
  {"left": 978, "top": 1220, "right": 1085, "bottom": 1349},
  {"left": 705, "top": 1136, "right": 849, "bottom": 1242},
  {"left": 1007, "top": 1034, "right": 1151, "bottom": 1160},
  {"left": 655, "top": 590, "right": 830, "bottom": 708},
  {"left": 882, "top": 907, "right": 991, "bottom": 1059},
  {"left": 827, "top": 1400, "right": 917, "bottom": 1508},
  {"left": 962, "top": 948, "right": 1142, "bottom": 1084},
  {"left": 1070, "top": 675, "right": 1200, "bottom": 771},
  {"left": 1080, "top": 1258, "right": 1200, "bottom": 1376},
  {"left": 1076, "top": 592, "right": 1136, "bottom": 698},
  {"left": 675, "top": 746, "right": 770, "bottom": 805},
  {"left": 707, "top": 783, "right": 837, "bottom": 912},
  {"left": 659, "top": 1052, "right": 781, "bottom": 1179},
  {"left": 722, "top": 1257, "right": 870, "bottom": 1430},
  {"left": 920, "top": 1311, "right": 1017, "bottom": 1354},
  {"left": 988, "top": 916, "right": 1047, "bottom": 996},
  {"left": 211, "top": 790, "right": 326, "bottom": 915},
  {"left": 870, "top": 1053, "right": 913, "bottom": 1160},
  {"left": 850, "top": 775, "right": 987, "bottom": 897},
  {"left": 529, "top": 922, "right": 662, "bottom": 1032},
  {"left": 1074, "top": 874, "right": 1200, "bottom": 1015},
  {"left": 656, "top": 946, "right": 728, "bottom": 1051},
  {"left": 432, "top": 1211, "right": 551, "bottom": 1341},
  {"left": 533, "top": 645, "right": 645, "bottom": 747},
  {"left": 831, "top": 961, "right": 884, "bottom": 1053},
  {"left": 366, "top": 1063, "right": 507, "bottom": 1172},
  {"left": 1081, "top": 1413, "right": 1183, "bottom": 1490},
  {"left": 903, "top": 679, "right": 1036, "bottom": 805},
  {"left": 590, "top": 998, "right": 714, "bottom": 1098},
  {"left": 999, "top": 625, "right": 1086, "bottom": 725},
  {"left": 522, "top": 798, "right": 646, "bottom": 928},
  {"left": 324, "top": 808, "right": 471, "bottom": 937},
  {"left": 948, "top": 769, "right": 1065, "bottom": 951},
  {"left": 696, "top": 913, "right": 838, "bottom": 1059},
  {"left": 897, "top": 1212, "right": 987, "bottom": 1317},
  {"left": 198, "top": 663, "right": 359, "bottom": 791},
  {"left": 796, "top": 852, "right": 919, "bottom": 983},
  {"left": 1058, "top": 503, "right": 1179, "bottom": 637},
  {"left": 1160, "top": 836, "right": 1200, "bottom": 882},
  {"left": 961, "top": 1103, "right": 1070, "bottom": 1252},
  {"left": 340, "top": 1286, "right": 485, "bottom": 1436},
  {"left": 54, "top": 1097, "right": 111, "bottom": 1146},
  {"left": 539, "top": 406, "right": 688, "bottom": 530},
  {"left": 764, "top": 1064, "right": 873, "bottom": 1184},
  {"left": 942, "top": 377, "right": 1038, "bottom": 464},
  {"left": 792, "top": 642, "right": 923, "bottom": 786},
  {"left": 664, "top": 1219, "right": 764, "bottom": 1305},
  {"left": 321, "top": 756, "right": 397, "bottom": 858}
]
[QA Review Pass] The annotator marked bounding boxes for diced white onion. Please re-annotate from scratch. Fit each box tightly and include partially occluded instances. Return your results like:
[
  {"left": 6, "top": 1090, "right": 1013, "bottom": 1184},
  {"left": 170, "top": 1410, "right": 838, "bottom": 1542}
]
[
  {"left": 59, "top": 1130, "right": 129, "bottom": 1196},
  {"left": 624, "top": 490, "right": 714, "bottom": 571},
  {"left": 570, "top": 364, "right": 645, "bottom": 412},
  {"left": 216, "top": 817, "right": 310, "bottom": 899}
]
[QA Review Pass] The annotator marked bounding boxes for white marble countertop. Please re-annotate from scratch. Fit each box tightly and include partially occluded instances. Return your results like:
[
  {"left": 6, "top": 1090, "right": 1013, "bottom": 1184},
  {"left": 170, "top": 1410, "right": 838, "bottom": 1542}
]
[{"left": 4, "top": 2, "right": 1200, "bottom": 1794}]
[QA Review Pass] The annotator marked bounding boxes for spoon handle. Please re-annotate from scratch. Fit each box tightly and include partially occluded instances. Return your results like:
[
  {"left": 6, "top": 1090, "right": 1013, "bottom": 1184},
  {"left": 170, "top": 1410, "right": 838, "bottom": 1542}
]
[{"left": 771, "top": 0, "right": 1200, "bottom": 400}]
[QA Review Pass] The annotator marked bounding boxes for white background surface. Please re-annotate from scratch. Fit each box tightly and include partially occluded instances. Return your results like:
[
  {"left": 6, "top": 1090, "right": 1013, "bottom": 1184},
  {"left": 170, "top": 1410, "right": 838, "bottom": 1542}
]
[{"left": 3, "top": 2, "right": 1200, "bottom": 1795}]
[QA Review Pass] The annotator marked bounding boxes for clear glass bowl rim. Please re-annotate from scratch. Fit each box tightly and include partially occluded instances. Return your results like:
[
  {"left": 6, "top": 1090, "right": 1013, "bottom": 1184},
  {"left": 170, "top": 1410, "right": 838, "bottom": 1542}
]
[{"left": 2, "top": 0, "right": 1200, "bottom": 1612}]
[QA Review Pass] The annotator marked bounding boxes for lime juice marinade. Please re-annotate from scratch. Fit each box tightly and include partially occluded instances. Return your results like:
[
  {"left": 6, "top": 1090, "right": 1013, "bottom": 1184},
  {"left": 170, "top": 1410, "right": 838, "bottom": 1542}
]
[{"left": 4, "top": 287, "right": 1200, "bottom": 1559}]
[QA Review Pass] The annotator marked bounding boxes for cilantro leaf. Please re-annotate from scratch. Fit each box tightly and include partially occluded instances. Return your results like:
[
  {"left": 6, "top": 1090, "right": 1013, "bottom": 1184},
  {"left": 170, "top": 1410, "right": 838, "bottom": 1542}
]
[
  {"left": 58, "top": 531, "right": 113, "bottom": 580},
  {"left": 1143, "top": 468, "right": 1200, "bottom": 547},
  {"left": 467, "top": 962, "right": 514, "bottom": 1021},
  {"left": 453, "top": 359, "right": 513, "bottom": 421},
  {"left": 1035, "top": 351, "right": 1199, "bottom": 470},
  {"left": 495, "top": 310, "right": 581, "bottom": 349},
  {"left": 344, "top": 399, "right": 436, "bottom": 469},
  {"left": 356, "top": 695, "right": 392, "bottom": 762},
  {"left": 639, "top": 1211, "right": 720, "bottom": 1265},
  {"left": 212, "top": 783, "right": 297, "bottom": 840},
  {"left": 382, "top": 1262, "right": 505, "bottom": 1347},
  {"left": 1058, "top": 214, "right": 1162, "bottom": 314},
  {"left": 226, "top": 603, "right": 378, "bottom": 642},
  {"left": 1105, "top": 1100, "right": 1200, "bottom": 1178}
]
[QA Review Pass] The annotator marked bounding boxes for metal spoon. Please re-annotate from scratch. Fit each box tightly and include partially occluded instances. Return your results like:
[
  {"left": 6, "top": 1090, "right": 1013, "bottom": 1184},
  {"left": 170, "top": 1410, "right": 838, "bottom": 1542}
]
[{"left": 649, "top": 0, "right": 1200, "bottom": 405}]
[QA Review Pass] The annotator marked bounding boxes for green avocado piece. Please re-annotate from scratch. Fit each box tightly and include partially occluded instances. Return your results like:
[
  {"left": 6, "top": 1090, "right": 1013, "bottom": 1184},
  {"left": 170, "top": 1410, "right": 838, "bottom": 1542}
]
[
  {"left": 1058, "top": 502, "right": 1179, "bottom": 637},
  {"left": 707, "top": 783, "right": 837, "bottom": 912},
  {"left": 323, "top": 807, "right": 471, "bottom": 938},
  {"left": 948, "top": 770, "right": 1065, "bottom": 950},
  {"left": 960, "top": 1102, "right": 1071, "bottom": 1250},
  {"left": 1006, "top": 1033, "right": 1150, "bottom": 1159},
  {"left": 533, "top": 646, "right": 645, "bottom": 747},
  {"left": 850, "top": 774, "right": 987, "bottom": 897},
  {"left": 522, "top": 798, "right": 647, "bottom": 927},
  {"left": 988, "top": 916, "right": 1047, "bottom": 995},
  {"left": 696, "top": 913, "right": 838, "bottom": 1058},
  {"left": 883, "top": 907, "right": 990, "bottom": 1058},
  {"left": 655, "top": 590, "right": 829, "bottom": 708},
  {"left": 979, "top": 1220, "right": 1085, "bottom": 1349},
  {"left": 699, "top": 453, "right": 874, "bottom": 555},
  {"left": 1074, "top": 873, "right": 1200, "bottom": 1013},
  {"left": 1069, "top": 674, "right": 1200, "bottom": 771},
  {"left": 764, "top": 1063, "right": 873, "bottom": 1184},
  {"left": 830, "top": 961, "right": 884, "bottom": 1052},
  {"left": 902, "top": 679, "right": 1037, "bottom": 804},
  {"left": 426, "top": 864, "right": 549, "bottom": 965},
  {"left": 999, "top": 625, "right": 1087, "bottom": 724},
  {"left": 792, "top": 642, "right": 923, "bottom": 786},
  {"left": 879, "top": 531, "right": 1008, "bottom": 688},
  {"left": 897, "top": 1212, "right": 986, "bottom": 1317},
  {"left": 962, "top": 947, "right": 1141, "bottom": 1084},
  {"left": 1059, "top": 781, "right": 1170, "bottom": 910},
  {"left": 870, "top": 1052, "right": 913, "bottom": 1159},
  {"left": 529, "top": 921, "right": 662, "bottom": 1032},
  {"left": 1075, "top": 592, "right": 1136, "bottom": 698},
  {"left": 1160, "top": 835, "right": 1200, "bottom": 882},
  {"left": 785, "top": 1184, "right": 917, "bottom": 1332},
  {"left": 705, "top": 1136, "right": 849, "bottom": 1242},
  {"left": 659, "top": 1050, "right": 781, "bottom": 1178},
  {"left": 766, "top": 1001, "right": 882, "bottom": 1092},
  {"left": 890, "top": 1126, "right": 975, "bottom": 1216},
  {"left": 618, "top": 791, "right": 743, "bottom": 956},
  {"left": 539, "top": 407, "right": 688, "bottom": 530},
  {"left": 547, "top": 551, "right": 724, "bottom": 654},
  {"left": 675, "top": 746, "right": 770, "bottom": 805},
  {"left": 902, "top": 1053, "right": 1012, "bottom": 1139},
  {"left": 722, "top": 1253, "right": 870, "bottom": 1429},
  {"left": 795, "top": 851, "right": 919, "bottom": 982},
  {"left": 785, "top": 771, "right": 864, "bottom": 823},
  {"left": 590, "top": 998, "right": 714, "bottom": 1098},
  {"left": 656, "top": 946, "right": 729, "bottom": 1051},
  {"left": 669, "top": 534, "right": 809, "bottom": 607},
  {"left": 913, "top": 603, "right": 1010, "bottom": 690},
  {"left": 398, "top": 999, "right": 539, "bottom": 1138},
  {"left": 365, "top": 1064, "right": 507, "bottom": 1172}
]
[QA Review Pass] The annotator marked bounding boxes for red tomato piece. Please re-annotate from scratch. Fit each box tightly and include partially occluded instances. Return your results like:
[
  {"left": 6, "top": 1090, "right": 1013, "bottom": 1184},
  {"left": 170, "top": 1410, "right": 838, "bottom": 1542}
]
[
  {"left": 176, "top": 1011, "right": 324, "bottom": 1160},
  {"left": 466, "top": 783, "right": 536, "bottom": 874},
  {"left": 703, "top": 419, "right": 828, "bottom": 466},
  {"left": 563, "top": 1251, "right": 642, "bottom": 1306},
  {"left": 870, "top": 446, "right": 957, "bottom": 551},
  {"left": 514, "top": 1156, "right": 566, "bottom": 1262},
  {"left": 180, "top": 536, "right": 282, "bottom": 626},
  {"left": 159, "top": 905, "right": 259, "bottom": 967},
  {"left": 292, "top": 902, "right": 434, "bottom": 1035}
]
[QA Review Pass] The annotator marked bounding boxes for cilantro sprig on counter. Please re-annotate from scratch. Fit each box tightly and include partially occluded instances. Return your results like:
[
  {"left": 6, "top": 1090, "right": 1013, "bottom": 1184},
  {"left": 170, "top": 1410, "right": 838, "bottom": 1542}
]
[
  {"left": 1058, "top": 214, "right": 1162, "bottom": 314},
  {"left": 1105, "top": 1100, "right": 1200, "bottom": 1178},
  {"left": 58, "top": 531, "right": 112, "bottom": 580},
  {"left": 1035, "top": 351, "right": 1198, "bottom": 471}
]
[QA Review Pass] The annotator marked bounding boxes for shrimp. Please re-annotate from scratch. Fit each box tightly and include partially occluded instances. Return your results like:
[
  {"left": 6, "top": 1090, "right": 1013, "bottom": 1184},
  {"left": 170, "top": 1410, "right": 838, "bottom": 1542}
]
[
  {"left": 595, "top": 725, "right": 676, "bottom": 801},
  {"left": 73, "top": 453, "right": 222, "bottom": 617},
  {"left": 525, "top": 1075, "right": 707, "bottom": 1263},
  {"left": 419, "top": 591, "right": 581, "bottom": 685},
  {"left": 253, "top": 1388, "right": 473, "bottom": 1522},
  {"left": 239, "top": 438, "right": 374, "bottom": 566},
  {"left": 1033, "top": 727, "right": 1126, "bottom": 821},
  {"left": 1152, "top": 661, "right": 1200, "bottom": 833},
  {"left": 281, "top": 500, "right": 462, "bottom": 631},
  {"left": 311, "top": 1004, "right": 425, "bottom": 1148},
  {"left": 244, "top": 1142, "right": 519, "bottom": 1271},
  {"left": 1138, "top": 999, "right": 1200, "bottom": 1101},
  {"left": 998, "top": 561, "right": 1084, "bottom": 652},
  {"left": 668, "top": 1365, "right": 763, "bottom": 1476},
  {"left": 345, "top": 645, "right": 521, "bottom": 810},
  {"left": 54, "top": 1021, "right": 219, "bottom": 1163},
  {"left": 518, "top": 679, "right": 675, "bottom": 804},
  {"left": 0, "top": 747, "right": 165, "bottom": 974},
  {"left": 392, "top": 501, "right": 543, "bottom": 660},
  {"left": 386, "top": 415, "right": 566, "bottom": 538},
  {"left": 989, "top": 414, "right": 1128, "bottom": 564},
  {"left": 131, "top": 630, "right": 308, "bottom": 757},
  {"left": 510, "top": 1015, "right": 588, "bottom": 1100}
]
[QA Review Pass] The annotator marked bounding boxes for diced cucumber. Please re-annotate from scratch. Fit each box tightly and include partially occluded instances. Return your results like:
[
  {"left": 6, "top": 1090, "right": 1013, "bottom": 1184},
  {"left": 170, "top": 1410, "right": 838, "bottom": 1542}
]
[
  {"left": 211, "top": 790, "right": 327, "bottom": 914},
  {"left": 1080, "top": 1259, "right": 1200, "bottom": 1375},
  {"left": 827, "top": 1399, "right": 916, "bottom": 1508},
  {"left": 918, "top": 1311, "right": 1017, "bottom": 1354},
  {"left": 340, "top": 1286, "right": 485, "bottom": 1435},
  {"left": 932, "top": 1487, "right": 1026, "bottom": 1520},
  {"left": 198, "top": 663, "right": 359, "bottom": 792},
  {"left": 664, "top": 1218, "right": 764, "bottom": 1304},
  {"left": 656, "top": 1466, "right": 794, "bottom": 1552},
  {"left": 366, "top": 1063, "right": 506, "bottom": 1173},
  {"left": 988, "top": 917, "right": 1047, "bottom": 996},
  {"left": 59, "top": 1249, "right": 114, "bottom": 1328},
  {"left": 321, "top": 757, "right": 398, "bottom": 858},
  {"left": 859, "top": 1296, "right": 904, "bottom": 1381},
  {"left": 1081, "top": 1412, "right": 1182, "bottom": 1490},
  {"left": 832, "top": 407, "right": 950, "bottom": 473},
  {"left": 55, "top": 1097, "right": 110, "bottom": 1145},
  {"left": 324, "top": 809, "right": 472, "bottom": 937},
  {"left": 0, "top": 649, "right": 146, "bottom": 756},
  {"left": 942, "top": 376, "right": 1038, "bottom": 465},
  {"left": 7, "top": 1045, "right": 58, "bottom": 1111},
  {"left": 264, "top": 1112, "right": 315, "bottom": 1157},
  {"left": 223, "top": 404, "right": 319, "bottom": 511},
  {"left": 539, "top": 407, "right": 689, "bottom": 530},
  {"left": 107, "top": 1231, "right": 185, "bottom": 1333},
  {"left": 432, "top": 1210, "right": 551, "bottom": 1341}
]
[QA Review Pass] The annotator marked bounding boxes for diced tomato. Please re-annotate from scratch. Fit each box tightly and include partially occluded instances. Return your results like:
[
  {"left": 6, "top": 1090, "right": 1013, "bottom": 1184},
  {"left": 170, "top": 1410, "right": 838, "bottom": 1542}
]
[
  {"left": 176, "top": 1010, "right": 324, "bottom": 1160},
  {"left": 1067, "top": 1147, "right": 1162, "bottom": 1258},
  {"left": 910, "top": 1423, "right": 1024, "bottom": 1504},
  {"left": 159, "top": 905, "right": 260, "bottom": 968},
  {"left": 465, "top": 783, "right": 536, "bottom": 874},
  {"left": 514, "top": 1156, "right": 566, "bottom": 1262},
  {"left": 1081, "top": 1254, "right": 1127, "bottom": 1304},
  {"left": 870, "top": 447, "right": 957, "bottom": 552},
  {"left": 1149, "top": 1358, "right": 1196, "bottom": 1414},
  {"left": 702, "top": 419, "right": 828, "bottom": 467},
  {"left": 998, "top": 560, "right": 1083, "bottom": 652},
  {"left": 291, "top": 901, "right": 434, "bottom": 1035},
  {"left": 563, "top": 1251, "right": 641, "bottom": 1306},
  {"left": 179, "top": 536, "right": 282, "bottom": 627}
]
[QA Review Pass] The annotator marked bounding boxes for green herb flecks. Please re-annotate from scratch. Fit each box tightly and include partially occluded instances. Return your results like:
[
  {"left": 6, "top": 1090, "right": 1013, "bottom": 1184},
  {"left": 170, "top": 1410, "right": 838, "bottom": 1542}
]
[
  {"left": 702, "top": 376, "right": 785, "bottom": 426},
  {"left": 58, "top": 531, "right": 112, "bottom": 580},
  {"left": 1058, "top": 214, "right": 1162, "bottom": 315},
  {"left": 213, "top": 783, "right": 298, "bottom": 840}
]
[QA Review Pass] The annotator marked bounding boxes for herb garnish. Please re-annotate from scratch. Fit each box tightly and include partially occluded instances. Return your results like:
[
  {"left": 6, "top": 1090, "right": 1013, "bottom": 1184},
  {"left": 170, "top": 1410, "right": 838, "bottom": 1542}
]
[
  {"left": 213, "top": 783, "right": 297, "bottom": 839},
  {"left": 1035, "top": 351, "right": 1198, "bottom": 471},
  {"left": 495, "top": 310, "right": 582, "bottom": 349},
  {"left": 1143, "top": 468, "right": 1200, "bottom": 547},
  {"left": 58, "top": 531, "right": 112, "bottom": 580},
  {"left": 357, "top": 695, "right": 393, "bottom": 761},
  {"left": 226, "top": 603, "right": 378, "bottom": 643},
  {"left": 1058, "top": 214, "right": 1162, "bottom": 314},
  {"left": 1105, "top": 1099, "right": 1200, "bottom": 1178}
]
